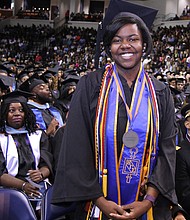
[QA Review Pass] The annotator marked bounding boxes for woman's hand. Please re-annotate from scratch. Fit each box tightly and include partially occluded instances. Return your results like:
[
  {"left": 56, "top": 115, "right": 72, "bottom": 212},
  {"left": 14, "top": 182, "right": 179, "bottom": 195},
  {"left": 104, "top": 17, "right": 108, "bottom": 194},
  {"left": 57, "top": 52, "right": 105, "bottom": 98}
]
[
  {"left": 94, "top": 196, "right": 126, "bottom": 218},
  {"left": 110, "top": 200, "right": 152, "bottom": 219},
  {"left": 28, "top": 169, "right": 43, "bottom": 183},
  {"left": 23, "top": 182, "right": 42, "bottom": 198},
  {"left": 174, "top": 212, "right": 186, "bottom": 220}
]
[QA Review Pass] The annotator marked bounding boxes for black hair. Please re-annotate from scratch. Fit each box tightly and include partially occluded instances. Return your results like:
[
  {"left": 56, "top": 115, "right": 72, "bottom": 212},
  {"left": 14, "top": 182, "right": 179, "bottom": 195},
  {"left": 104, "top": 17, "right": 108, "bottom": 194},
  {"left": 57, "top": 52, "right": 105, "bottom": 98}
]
[
  {"left": 0, "top": 102, "right": 37, "bottom": 134},
  {"left": 103, "top": 12, "right": 153, "bottom": 59}
]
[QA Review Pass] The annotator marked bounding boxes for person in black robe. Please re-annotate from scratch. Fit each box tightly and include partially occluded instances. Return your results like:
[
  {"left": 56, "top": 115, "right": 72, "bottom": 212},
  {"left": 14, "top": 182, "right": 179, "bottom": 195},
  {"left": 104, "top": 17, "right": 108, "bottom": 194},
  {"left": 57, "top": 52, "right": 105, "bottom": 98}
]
[
  {"left": 19, "top": 75, "right": 64, "bottom": 137},
  {"left": 0, "top": 90, "right": 54, "bottom": 218},
  {"left": 176, "top": 103, "right": 190, "bottom": 216},
  {"left": 52, "top": 13, "right": 186, "bottom": 220}
]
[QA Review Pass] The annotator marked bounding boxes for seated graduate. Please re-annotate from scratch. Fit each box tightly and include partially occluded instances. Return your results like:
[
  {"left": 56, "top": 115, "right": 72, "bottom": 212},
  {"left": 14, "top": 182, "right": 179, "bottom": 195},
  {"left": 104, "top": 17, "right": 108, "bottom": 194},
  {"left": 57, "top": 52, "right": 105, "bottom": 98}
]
[
  {"left": 54, "top": 73, "right": 81, "bottom": 123},
  {"left": 176, "top": 103, "right": 190, "bottom": 216},
  {"left": 0, "top": 90, "right": 54, "bottom": 217},
  {"left": 19, "top": 74, "right": 64, "bottom": 137}
]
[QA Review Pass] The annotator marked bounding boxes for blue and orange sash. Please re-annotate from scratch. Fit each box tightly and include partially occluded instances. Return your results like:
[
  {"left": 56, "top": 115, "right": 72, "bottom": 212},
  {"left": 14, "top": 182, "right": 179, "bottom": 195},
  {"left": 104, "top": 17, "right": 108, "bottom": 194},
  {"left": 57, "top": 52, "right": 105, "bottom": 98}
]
[{"left": 87, "top": 63, "right": 159, "bottom": 220}]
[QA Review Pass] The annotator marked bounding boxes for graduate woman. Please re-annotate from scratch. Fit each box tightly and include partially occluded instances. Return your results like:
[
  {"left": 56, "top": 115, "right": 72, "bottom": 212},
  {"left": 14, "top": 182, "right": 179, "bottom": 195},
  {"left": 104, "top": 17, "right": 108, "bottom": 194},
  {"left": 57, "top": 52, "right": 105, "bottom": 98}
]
[
  {"left": 52, "top": 12, "right": 186, "bottom": 220},
  {"left": 0, "top": 90, "right": 53, "bottom": 217}
]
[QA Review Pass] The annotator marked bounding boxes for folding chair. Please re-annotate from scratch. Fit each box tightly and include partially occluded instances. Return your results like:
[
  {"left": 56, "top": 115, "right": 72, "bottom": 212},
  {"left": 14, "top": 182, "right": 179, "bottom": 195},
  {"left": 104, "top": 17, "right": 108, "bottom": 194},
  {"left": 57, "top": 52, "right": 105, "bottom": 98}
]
[
  {"left": 41, "top": 186, "right": 76, "bottom": 220},
  {"left": 0, "top": 187, "right": 37, "bottom": 220}
]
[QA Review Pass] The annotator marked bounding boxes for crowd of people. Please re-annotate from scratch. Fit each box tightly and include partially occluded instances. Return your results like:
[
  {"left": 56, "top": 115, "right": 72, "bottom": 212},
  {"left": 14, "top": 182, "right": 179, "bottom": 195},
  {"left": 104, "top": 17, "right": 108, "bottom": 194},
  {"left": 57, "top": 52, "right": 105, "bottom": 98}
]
[
  {"left": 16, "top": 8, "right": 50, "bottom": 20},
  {"left": 69, "top": 11, "right": 103, "bottom": 22},
  {"left": 0, "top": 7, "right": 190, "bottom": 220}
]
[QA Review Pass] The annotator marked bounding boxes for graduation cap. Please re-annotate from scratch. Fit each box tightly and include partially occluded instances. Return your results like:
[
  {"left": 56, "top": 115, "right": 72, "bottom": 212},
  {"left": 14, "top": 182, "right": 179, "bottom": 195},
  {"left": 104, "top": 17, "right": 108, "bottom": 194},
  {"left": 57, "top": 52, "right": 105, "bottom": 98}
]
[
  {"left": 62, "top": 74, "right": 81, "bottom": 87},
  {"left": 2, "top": 60, "right": 16, "bottom": 71},
  {"left": 60, "top": 74, "right": 81, "bottom": 98},
  {"left": 40, "top": 70, "right": 55, "bottom": 83},
  {"left": 0, "top": 64, "right": 15, "bottom": 75},
  {"left": 19, "top": 72, "right": 46, "bottom": 92},
  {"left": 16, "top": 70, "right": 30, "bottom": 82},
  {"left": 181, "top": 103, "right": 190, "bottom": 119},
  {"left": 0, "top": 79, "right": 9, "bottom": 90},
  {"left": 16, "top": 64, "right": 26, "bottom": 70},
  {"left": 176, "top": 77, "right": 185, "bottom": 83},
  {"left": 64, "top": 69, "right": 78, "bottom": 78},
  {"left": 103, "top": 0, "right": 157, "bottom": 31},
  {"left": 3, "top": 60, "right": 15, "bottom": 65},
  {"left": 34, "top": 67, "right": 45, "bottom": 74},
  {"left": 0, "top": 75, "right": 16, "bottom": 87},
  {"left": 0, "top": 89, "right": 34, "bottom": 104},
  {"left": 46, "top": 65, "right": 64, "bottom": 77},
  {"left": 24, "top": 65, "right": 37, "bottom": 74},
  {"left": 94, "top": 0, "right": 158, "bottom": 68},
  {"left": 168, "top": 77, "right": 177, "bottom": 82}
]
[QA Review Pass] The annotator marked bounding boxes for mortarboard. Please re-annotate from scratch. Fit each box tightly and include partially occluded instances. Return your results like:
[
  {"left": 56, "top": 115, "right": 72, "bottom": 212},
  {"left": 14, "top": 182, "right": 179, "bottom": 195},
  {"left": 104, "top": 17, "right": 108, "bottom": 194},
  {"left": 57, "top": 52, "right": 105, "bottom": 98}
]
[
  {"left": 0, "top": 64, "right": 15, "bottom": 75},
  {"left": 62, "top": 74, "right": 81, "bottom": 87},
  {"left": 60, "top": 74, "right": 81, "bottom": 98},
  {"left": 176, "top": 77, "right": 185, "bottom": 83},
  {"left": 181, "top": 103, "right": 190, "bottom": 119},
  {"left": 64, "top": 69, "right": 78, "bottom": 78},
  {"left": 94, "top": 0, "right": 158, "bottom": 68},
  {"left": 16, "top": 65, "right": 26, "bottom": 70},
  {"left": 2, "top": 61, "right": 16, "bottom": 71},
  {"left": 25, "top": 66, "right": 35, "bottom": 72},
  {"left": 16, "top": 70, "right": 30, "bottom": 81},
  {"left": 40, "top": 70, "right": 55, "bottom": 83},
  {"left": 0, "top": 79, "right": 9, "bottom": 90},
  {"left": 19, "top": 72, "right": 46, "bottom": 92},
  {"left": 46, "top": 65, "right": 64, "bottom": 77},
  {"left": 168, "top": 77, "right": 177, "bottom": 83},
  {"left": 0, "top": 89, "right": 34, "bottom": 104},
  {"left": 102, "top": 0, "right": 158, "bottom": 32},
  {"left": 0, "top": 75, "right": 16, "bottom": 87}
]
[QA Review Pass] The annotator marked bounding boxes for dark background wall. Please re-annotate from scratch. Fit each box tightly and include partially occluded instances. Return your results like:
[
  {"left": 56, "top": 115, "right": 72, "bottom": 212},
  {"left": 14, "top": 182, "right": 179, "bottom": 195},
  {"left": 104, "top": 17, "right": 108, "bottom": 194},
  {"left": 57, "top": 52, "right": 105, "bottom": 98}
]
[
  {"left": 0, "top": 0, "right": 11, "bottom": 9},
  {"left": 24, "top": 0, "right": 50, "bottom": 9},
  {"left": 89, "top": 1, "right": 104, "bottom": 13}
]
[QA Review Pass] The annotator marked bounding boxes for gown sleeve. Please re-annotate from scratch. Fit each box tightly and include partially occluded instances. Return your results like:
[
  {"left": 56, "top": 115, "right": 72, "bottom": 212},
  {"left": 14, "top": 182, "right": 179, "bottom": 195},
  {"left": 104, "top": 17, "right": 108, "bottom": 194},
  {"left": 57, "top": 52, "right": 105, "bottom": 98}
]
[
  {"left": 0, "top": 145, "right": 7, "bottom": 176},
  {"left": 148, "top": 79, "right": 178, "bottom": 205},
  {"left": 52, "top": 71, "right": 104, "bottom": 203},
  {"left": 39, "top": 130, "right": 54, "bottom": 182}
]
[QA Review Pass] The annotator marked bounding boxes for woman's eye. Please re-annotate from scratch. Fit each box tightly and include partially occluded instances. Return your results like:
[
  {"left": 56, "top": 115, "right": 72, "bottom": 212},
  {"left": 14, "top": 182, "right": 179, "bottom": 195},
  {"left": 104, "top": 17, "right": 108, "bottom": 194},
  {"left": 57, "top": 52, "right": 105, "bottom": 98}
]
[
  {"left": 129, "top": 38, "right": 139, "bottom": 42},
  {"left": 112, "top": 38, "right": 121, "bottom": 43}
]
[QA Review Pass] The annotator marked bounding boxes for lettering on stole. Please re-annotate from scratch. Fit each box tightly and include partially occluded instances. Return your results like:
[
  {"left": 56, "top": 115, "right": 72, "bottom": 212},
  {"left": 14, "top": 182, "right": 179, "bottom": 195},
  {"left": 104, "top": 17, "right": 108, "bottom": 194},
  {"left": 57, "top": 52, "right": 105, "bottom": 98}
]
[{"left": 122, "top": 147, "right": 140, "bottom": 183}]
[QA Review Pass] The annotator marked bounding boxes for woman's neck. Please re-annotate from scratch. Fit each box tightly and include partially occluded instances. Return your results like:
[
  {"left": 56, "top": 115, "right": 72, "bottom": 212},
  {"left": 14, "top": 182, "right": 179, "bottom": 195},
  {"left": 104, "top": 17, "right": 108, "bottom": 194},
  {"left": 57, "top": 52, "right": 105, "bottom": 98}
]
[{"left": 116, "top": 66, "right": 140, "bottom": 88}]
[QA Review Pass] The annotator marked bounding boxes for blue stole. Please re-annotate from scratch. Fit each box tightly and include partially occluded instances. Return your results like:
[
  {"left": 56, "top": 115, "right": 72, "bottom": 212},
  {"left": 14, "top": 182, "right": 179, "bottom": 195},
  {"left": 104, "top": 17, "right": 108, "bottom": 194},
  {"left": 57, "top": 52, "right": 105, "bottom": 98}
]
[
  {"left": 28, "top": 101, "right": 64, "bottom": 130},
  {"left": 106, "top": 66, "right": 156, "bottom": 205}
]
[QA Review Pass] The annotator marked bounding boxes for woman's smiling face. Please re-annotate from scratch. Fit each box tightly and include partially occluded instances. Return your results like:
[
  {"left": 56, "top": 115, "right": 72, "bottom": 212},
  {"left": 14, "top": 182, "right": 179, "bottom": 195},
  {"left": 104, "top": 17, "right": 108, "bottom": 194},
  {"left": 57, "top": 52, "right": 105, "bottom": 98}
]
[{"left": 110, "top": 23, "right": 143, "bottom": 75}]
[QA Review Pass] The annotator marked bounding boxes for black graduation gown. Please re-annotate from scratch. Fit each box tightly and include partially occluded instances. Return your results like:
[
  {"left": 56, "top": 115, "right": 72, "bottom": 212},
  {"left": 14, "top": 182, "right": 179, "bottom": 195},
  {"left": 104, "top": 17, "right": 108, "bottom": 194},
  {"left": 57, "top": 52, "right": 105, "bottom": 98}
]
[
  {"left": 52, "top": 68, "right": 178, "bottom": 219},
  {"left": 176, "top": 137, "right": 190, "bottom": 215},
  {"left": 0, "top": 131, "right": 54, "bottom": 182}
]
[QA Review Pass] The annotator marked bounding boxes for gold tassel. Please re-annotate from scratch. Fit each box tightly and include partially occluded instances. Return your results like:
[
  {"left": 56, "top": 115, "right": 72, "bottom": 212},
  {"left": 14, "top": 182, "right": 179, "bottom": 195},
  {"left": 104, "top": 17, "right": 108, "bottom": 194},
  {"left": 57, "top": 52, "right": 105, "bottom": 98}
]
[
  {"left": 102, "top": 169, "right": 107, "bottom": 197},
  {"left": 147, "top": 207, "right": 154, "bottom": 220}
]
